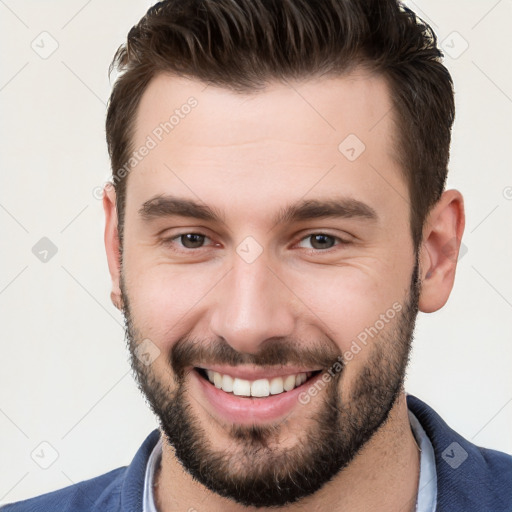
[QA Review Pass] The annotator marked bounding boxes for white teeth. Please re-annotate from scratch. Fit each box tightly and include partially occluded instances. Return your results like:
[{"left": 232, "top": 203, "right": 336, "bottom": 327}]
[
  {"left": 295, "top": 373, "right": 307, "bottom": 386},
  {"left": 221, "top": 374, "right": 234, "bottom": 392},
  {"left": 251, "top": 379, "right": 270, "bottom": 397},
  {"left": 232, "top": 378, "right": 251, "bottom": 396},
  {"left": 213, "top": 371, "right": 223, "bottom": 389},
  {"left": 283, "top": 375, "right": 296, "bottom": 391},
  {"left": 203, "top": 369, "right": 312, "bottom": 397},
  {"left": 269, "top": 377, "right": 284, "bottom": 395}
]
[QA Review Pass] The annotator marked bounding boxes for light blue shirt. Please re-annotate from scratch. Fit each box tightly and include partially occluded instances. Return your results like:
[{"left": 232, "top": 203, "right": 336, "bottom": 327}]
[
  {"left": 143, "top": 410, "right": 437, "bottom": 511},
  {"left": 409, "top": 408, "right": 438, "bottom": 512},
  {"left": 143, "top": 435, "right": 162, "bottom": 512}
]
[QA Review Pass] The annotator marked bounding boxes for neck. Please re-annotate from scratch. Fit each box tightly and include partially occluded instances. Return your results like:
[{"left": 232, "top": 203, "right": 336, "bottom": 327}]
[{"left": 154, "top": 391, "right": 420, "bottom": 512}]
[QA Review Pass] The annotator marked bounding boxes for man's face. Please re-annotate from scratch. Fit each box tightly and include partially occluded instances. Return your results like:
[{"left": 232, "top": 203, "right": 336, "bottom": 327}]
[{"left": 118, "top": 71, "right": 421, "bottom": 507}]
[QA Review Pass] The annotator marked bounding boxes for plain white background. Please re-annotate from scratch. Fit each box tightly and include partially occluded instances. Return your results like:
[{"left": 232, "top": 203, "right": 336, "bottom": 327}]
[{"left": 1, "top": 0, "right": 511, "bottom": 504}]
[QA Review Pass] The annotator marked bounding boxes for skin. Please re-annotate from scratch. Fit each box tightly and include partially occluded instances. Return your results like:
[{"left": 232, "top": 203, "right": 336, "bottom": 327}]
[{"left": 103, "top": 70, "right": 465, "bottom": 511}]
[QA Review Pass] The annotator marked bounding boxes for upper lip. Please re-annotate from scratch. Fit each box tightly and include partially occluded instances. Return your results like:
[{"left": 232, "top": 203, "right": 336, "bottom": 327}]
[{"left": 195, "top": 365, "right": 322, "bottom": 380}]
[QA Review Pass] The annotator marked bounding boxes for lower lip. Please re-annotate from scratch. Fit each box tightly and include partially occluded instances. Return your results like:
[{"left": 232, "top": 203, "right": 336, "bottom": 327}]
[{"left": 193, "top": 370, "right": 322, "bottom": 424}]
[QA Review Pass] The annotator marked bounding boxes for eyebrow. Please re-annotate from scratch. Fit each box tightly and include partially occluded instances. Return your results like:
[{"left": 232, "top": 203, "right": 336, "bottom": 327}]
[
  {"left": 273, "top": 197, "right": 378, "bottom": 225},
  {"left": 138, "top": 194, "right": 379, "bottom": 226},
  {"left": 139, "top": 195, "right": 224, "bottom": 223}
]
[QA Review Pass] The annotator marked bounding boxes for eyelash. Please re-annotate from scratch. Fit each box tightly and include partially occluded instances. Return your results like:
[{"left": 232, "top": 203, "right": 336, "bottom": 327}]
[{"left": 161, "top": 232, "right": 351, "bottom": 254}]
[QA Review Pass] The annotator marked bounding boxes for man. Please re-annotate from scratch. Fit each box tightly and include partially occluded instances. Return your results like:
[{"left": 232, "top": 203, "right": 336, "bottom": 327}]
[{"left": 3, "top": 0, "right": 511, "bottom": 511}]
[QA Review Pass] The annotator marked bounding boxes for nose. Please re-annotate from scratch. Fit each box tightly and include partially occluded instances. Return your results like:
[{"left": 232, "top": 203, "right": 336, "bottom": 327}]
[{"left": 209, "top": 253, "right": 296, "bottom": 355}]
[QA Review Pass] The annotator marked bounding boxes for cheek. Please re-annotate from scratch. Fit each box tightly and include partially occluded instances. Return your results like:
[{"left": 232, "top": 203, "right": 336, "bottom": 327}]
[
  {"left": 123, "top": 262, "right": 219, "bottom": 347},
  {"left": 289, "top": 261, "right": 408, "bottom": 355}
]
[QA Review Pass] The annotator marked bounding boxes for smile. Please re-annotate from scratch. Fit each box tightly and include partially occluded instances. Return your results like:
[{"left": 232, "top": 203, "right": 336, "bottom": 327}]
[
  {"left": 195, "top": 367, "right": 322, "bottom": 397},
  {"left": 192, "top": 366, "right": 325, "bottom": 423}
]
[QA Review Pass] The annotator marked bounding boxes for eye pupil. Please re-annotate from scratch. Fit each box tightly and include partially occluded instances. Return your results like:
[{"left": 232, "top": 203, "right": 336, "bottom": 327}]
[
  {"left": 310, "top": 234, "right": 335, "bottom": 249},
  {"left": 181, "top": 233, "right": 205, "bottom": 248}
]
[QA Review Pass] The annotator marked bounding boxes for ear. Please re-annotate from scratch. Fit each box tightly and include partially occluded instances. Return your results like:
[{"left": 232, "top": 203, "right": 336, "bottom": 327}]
[
  {"left": 418, "top": 189, "right": 465, "bottom": 313},
  {"left": 103, "top": 183, "right": 123, "bottom": 310}
]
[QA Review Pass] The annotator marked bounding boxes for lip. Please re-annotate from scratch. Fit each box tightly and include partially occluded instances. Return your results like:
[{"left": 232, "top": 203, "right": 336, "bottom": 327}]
[
  {"left": 192, "top": 368, "right": 324, "bottom": 424},
  {"left": 194, "top": 364, "right": 321, "bottom": 380}
]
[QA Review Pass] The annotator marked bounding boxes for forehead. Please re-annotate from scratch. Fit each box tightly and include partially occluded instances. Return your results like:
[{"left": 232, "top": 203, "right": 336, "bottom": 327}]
[
  {"left": 126, "top": 70, "right": 407, "bottom": 227},
  {"left": 133, "top": 69, "right": 396, "bottom": 148}
]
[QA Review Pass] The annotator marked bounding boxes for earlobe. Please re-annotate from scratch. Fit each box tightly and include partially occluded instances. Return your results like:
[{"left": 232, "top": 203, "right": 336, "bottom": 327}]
[
  {"left": 110, "top": 291, "right": 123, "bottom": 311},
  {"left": 103, "top": 183, "right": 124, "bottom": 310},
  {"left": 418, "top": 189, "right": 465, "bottom": 313}
]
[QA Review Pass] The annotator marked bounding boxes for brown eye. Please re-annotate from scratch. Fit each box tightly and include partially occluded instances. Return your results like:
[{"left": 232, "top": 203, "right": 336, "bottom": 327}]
[
  {"left": 308, "top": 234, "right": 336, "bottom": 250},
  {"left": 179, "top": 233, "right": 206, "bottom": 248}
]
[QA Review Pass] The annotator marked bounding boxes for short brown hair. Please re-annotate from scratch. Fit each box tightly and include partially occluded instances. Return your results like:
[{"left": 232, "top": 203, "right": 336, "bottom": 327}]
[{"left": 106, "top": 0, "right": 455, "bottom": 251}]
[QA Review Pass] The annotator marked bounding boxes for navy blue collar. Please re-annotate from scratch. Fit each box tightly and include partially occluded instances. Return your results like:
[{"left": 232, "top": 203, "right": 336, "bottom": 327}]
[
  {"left": 118, "top": 395, "right": 512, "bottom": 512},
  {"left": 406, "top": 394, "right": 512, "bottom": 511}
]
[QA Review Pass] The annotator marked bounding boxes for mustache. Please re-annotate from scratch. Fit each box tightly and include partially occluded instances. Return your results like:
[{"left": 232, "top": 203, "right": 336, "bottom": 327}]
[{"left": 170, "top": 336, "right": 343, "bottom": 380}]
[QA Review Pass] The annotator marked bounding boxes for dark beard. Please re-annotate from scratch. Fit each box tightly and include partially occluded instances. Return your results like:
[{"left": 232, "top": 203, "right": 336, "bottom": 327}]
[{"left": 122, "top": 256, "right": 421, "bottom": 507}]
